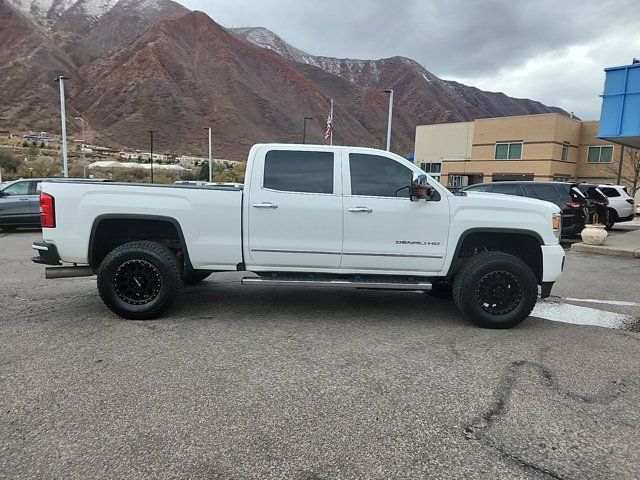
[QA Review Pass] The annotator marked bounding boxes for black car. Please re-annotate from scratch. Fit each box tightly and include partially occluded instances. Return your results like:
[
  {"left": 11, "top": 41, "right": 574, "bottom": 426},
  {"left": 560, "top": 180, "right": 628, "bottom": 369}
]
[{"left": 462, "top": 181, "right": 590, "bottom": 237}]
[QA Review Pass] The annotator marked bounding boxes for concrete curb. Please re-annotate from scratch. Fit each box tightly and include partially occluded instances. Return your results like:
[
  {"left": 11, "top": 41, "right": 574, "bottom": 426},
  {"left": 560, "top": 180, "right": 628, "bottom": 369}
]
[{"left": 570, "top": 242, "right": 640, "bottom": 258}]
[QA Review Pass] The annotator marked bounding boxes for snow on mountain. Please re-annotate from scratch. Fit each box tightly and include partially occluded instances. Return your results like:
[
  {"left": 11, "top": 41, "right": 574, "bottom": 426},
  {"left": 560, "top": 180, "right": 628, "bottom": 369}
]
[{"left": 7, "top": 0, "right": 121, "bottom": 21}]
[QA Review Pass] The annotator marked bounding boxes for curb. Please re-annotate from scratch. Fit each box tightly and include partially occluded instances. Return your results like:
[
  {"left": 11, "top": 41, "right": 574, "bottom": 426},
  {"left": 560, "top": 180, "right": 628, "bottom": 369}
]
[{"left": 570, "top": 242, "right": 640, "bottom": 258}]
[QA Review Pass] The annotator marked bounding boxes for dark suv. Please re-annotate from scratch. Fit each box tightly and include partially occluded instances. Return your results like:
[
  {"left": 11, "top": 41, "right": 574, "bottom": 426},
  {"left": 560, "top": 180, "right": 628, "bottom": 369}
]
[{"left": 462, "top": 181, "right": 591, "bottom": 237}]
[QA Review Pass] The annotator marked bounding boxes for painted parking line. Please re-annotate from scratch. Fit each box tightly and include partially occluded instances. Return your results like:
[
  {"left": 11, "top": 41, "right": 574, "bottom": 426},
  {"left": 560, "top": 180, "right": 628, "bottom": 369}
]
[
  {"left": 531, "top": 299, "right": 638, "bottom": 329},
  {"left": 563, "top": 297, "right": 640, "bottom": 308}
]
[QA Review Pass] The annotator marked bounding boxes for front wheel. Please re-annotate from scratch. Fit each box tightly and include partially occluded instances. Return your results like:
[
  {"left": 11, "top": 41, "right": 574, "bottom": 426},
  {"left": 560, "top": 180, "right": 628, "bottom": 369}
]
[
  {"left": 97, "top": 241, "right": 183, "bottom": 320},
  {"left": 452, "top": 252, "right": 537, "bottom": 329}
]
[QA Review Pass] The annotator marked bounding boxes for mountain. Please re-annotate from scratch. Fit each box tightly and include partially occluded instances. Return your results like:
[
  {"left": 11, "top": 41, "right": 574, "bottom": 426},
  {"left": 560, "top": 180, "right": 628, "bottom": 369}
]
[{"left": 0, "top": 2, "right": 567, "bottom": 160}]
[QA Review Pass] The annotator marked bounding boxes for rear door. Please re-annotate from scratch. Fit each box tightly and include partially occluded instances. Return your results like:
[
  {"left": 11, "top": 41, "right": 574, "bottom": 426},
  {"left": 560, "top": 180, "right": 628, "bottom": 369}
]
[
  {"left": 341, "top": 151, "right": 449, "bottom": 274},
  {"left": 0, "top": 181, "right": 32, "bottom": 225},
  {"left": 246, "top": 147, "right": 343, "bottom": 269}
]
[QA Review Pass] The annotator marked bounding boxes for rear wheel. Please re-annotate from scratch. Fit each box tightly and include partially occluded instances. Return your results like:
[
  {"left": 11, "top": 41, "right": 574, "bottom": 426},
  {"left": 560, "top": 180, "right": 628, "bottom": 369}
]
[
  {"left": 452, "top": 251, "right": 537, "bottom": 329},
  {"left": 605, "top": 208, "right": 617, "bottom": 230},
  {"left": 97, "top": 241, "right": 183, "bottom": 320}
]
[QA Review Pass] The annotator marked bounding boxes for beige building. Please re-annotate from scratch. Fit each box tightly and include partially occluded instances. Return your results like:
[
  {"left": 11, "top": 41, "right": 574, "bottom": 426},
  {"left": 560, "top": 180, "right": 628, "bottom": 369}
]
[{"left": 414, "top": 113, "right": 631, "bottom": 189}]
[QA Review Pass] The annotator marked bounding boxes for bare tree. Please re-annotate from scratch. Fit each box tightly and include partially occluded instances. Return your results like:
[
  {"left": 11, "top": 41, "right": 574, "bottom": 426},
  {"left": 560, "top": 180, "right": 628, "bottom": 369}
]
[{"left": 619, "top": 148, "right": 640, "bottom": 196}]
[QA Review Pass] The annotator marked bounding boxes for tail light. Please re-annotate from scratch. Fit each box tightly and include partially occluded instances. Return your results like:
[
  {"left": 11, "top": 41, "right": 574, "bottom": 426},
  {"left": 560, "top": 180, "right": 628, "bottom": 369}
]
[
  {"left": 565, "top": 201, "right": 582, "bottom": 209},
  {"left": 40, "top": 193, "right": 55, "bottom": 228},
  {"left": 626, "top": 199, "right": 634, "bottom": 205}
]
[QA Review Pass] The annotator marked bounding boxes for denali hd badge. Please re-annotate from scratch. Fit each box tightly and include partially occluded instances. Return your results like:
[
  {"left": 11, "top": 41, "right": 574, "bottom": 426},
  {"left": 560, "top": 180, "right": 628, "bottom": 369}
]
[{"left": 396, "top": 240, "right": 440, "bottom": 246}]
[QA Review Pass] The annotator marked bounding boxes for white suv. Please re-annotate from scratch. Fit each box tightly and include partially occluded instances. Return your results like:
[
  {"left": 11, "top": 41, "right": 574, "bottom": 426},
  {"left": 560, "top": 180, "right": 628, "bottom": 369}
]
[{"left": 598, "top": 185, "right": 635, "bottom": 229}]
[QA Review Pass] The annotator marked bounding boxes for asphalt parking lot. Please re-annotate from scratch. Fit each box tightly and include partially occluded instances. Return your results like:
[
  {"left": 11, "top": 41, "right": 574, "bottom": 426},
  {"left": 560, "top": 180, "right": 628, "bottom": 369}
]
[{"left": 1, "top": 231, "right": 640, "bottom": 479}]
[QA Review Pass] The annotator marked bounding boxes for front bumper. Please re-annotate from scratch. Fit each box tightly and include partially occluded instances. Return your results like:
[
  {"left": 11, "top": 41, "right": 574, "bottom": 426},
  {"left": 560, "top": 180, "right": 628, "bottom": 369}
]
[
  {"left": 32, "top": 241, "right": 62, "bottom": 266},
  {"left": 541, "top": 244, "right": 565, "bottom": 283}
]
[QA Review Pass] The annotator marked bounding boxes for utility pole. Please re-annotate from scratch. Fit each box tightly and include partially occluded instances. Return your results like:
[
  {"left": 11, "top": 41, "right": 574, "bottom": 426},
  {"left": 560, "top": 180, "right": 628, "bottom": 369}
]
[
  {"left": 74, "top": 117, "right": 86, "bottom": 178},
  {"left": 55, "top": 76, "right": 70, "bottom": 177},
  {"left": 302, "top": 116, "right": 313, "bottom": 144},
  {"left": 204, "top": 127, "right": 212, "bottom": 182},
  {"left": 148, "top": 130, "right": 154, "bottom": 183},
  {"left": 382, "top": 89, "right": 394, "bottom": 151},
  {"left": 616, "top": 145, "right": 625, "bottom": 185}
]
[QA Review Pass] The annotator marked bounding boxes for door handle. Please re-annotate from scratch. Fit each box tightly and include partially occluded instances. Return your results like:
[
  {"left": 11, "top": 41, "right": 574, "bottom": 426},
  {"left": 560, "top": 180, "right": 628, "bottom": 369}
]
[
  {"left": 348, "top": 207, "right": 373, "bottom": 213},
  {"left": 252, "top": 202, "right": 278, "bottom": 209}
]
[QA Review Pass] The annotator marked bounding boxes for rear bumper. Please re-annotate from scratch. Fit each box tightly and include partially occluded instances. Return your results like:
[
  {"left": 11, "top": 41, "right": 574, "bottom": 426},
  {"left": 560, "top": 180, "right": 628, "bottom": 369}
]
[
  {"left": 541, "top": 244, "right": 565, "bottom": 283},
  {"left": 32, "top": 241, "right": 62, "bottom": 266}
]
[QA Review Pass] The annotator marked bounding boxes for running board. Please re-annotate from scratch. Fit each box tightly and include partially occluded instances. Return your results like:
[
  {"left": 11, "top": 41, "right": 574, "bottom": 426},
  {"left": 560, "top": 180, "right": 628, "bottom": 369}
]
[{"left": 241, "top": 277, "right": 432, "bottom": 291}]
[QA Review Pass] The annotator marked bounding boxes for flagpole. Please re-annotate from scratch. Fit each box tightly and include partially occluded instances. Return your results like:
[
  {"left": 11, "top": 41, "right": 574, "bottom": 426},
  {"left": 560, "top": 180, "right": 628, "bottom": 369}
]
[{"left": 330, "top": 99, "right": 334, "bottom": 146}]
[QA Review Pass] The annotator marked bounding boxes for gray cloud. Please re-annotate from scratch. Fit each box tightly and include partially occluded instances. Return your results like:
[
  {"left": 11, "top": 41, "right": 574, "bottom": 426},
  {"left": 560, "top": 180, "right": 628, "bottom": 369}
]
[{"left": 181, "top": 0, "right": 640, "bottom": 118}]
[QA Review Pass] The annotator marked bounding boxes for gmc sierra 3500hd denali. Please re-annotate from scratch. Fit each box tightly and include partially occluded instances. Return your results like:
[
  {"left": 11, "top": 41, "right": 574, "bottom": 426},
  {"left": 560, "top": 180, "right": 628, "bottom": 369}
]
[{"left": 32, "top": 144, "right": 565, "bottom": 328}]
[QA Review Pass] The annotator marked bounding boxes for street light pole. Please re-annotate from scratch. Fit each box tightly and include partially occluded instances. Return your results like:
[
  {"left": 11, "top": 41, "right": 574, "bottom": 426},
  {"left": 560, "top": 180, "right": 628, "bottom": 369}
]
[
  {"left": 148, "top": 130, "right": 154, "bottom": 183},
  {"left": 302, "top": 117, "right": 313, "bottom": 144},
  {"left": 55, "top": 76, "right": 70, "bottom": 177},
  {"left": 204, "top": 127, "right": 212, "bottom": 183},
  {"left": 382, "top": 89, "right": 394, "bottom": 151},
  {"left": 74, "top": 117, "right": 86, "bottom": 178}
]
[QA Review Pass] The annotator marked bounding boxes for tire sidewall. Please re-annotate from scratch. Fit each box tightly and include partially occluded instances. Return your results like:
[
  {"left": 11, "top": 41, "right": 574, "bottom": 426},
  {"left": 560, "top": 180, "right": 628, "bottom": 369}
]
[
  {"left": 98, "top": 244, "right": 181, "bottom": 319},
  {"left": 457, "top": 255, "right": 537, "bottom": 329}
]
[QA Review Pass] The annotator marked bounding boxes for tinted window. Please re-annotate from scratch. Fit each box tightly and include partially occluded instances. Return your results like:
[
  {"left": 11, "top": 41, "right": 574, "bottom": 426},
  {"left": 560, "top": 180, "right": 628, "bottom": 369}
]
[
  {"left": 530, "top": 184, "right": 561, "bottom": 201},
  {"left": 2, "top": 182, "right": 30, "bottom": 196},
  {"left": 492, "top": 184, "right": 522, "bottom": 196},
  {"left": 264, "top": 150, "right": 334, "bottom": 194},
  {"left": 466, "top": 184, "right": 491, "bottom": 192},
  {"left": 600, "top": 187, "right": 620, "bottom": 198},
  {"left": 350, "top": 154, "right": 412, "bottom": 197}
]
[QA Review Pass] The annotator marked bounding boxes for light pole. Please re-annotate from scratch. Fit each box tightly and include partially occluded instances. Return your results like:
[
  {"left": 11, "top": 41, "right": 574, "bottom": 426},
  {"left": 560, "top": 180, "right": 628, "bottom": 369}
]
[
  {"left": 382, "top": 89, "right": 394, "bottom": 151},
  {"left": 302, "top": 116, "right": 313, "bottom": 144},
  {"left": 74, "top": 117, "right": 86, "bottom": 178},
  {"left": 204, "top": 127, "right": 212, "bottom": 182},
  {"left": 55, "top": 76, "right": 70, "bottom": 177},
  {"left": 148, "top": 130, "right": 154, "bottom": 183}
]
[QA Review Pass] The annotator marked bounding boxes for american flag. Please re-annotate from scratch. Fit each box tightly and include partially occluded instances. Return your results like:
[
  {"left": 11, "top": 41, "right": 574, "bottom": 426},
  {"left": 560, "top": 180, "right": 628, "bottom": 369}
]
[{"left": 324, "top": 99, "right": 334, "bottom": 142}]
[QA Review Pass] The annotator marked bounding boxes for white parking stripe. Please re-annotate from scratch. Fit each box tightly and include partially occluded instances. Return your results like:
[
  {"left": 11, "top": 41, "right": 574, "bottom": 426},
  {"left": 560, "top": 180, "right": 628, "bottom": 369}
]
[{"left": 531, "top": 300, "right": 637, "bottom": 329}]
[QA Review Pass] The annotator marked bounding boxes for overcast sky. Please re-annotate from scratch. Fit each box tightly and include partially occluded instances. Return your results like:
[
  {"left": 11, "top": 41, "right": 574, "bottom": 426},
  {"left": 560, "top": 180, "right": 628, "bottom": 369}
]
[{"left": 182, "top": 0, "right": 640, "bottom": 119}]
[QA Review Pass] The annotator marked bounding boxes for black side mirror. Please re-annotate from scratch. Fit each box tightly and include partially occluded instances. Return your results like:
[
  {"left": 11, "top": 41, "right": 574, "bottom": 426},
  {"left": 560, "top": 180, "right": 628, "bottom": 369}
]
[{"left": 410, "top": 173, "right": 432, "bottom": 202}]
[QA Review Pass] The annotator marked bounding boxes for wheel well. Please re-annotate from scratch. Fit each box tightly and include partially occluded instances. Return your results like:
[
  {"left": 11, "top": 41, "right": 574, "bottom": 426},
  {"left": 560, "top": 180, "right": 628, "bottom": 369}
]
[
  {"left": 451, "top": 232, "right": 543, "bottom": 283},
  {"left": 608, "top": 207, "right": 618, "bottom": 221},
  {"left": 89, "top": 218, "right": 187, "bottom": 269}
]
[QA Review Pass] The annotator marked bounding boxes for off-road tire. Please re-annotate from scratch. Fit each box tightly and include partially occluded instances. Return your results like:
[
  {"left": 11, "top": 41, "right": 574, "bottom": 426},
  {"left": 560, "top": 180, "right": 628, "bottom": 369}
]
[
  {"left": 452, "top": 251, "right": 537, "bottom": 329},
  {"left": 97, "top": 241, "right": 183, "bottom": 320},
  {"left": 183, "top": 269, "right": 213, "bottom": 285}
]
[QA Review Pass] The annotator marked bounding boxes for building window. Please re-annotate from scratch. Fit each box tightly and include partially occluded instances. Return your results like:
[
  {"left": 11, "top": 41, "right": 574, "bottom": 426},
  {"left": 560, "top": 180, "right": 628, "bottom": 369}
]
[
  {"left": 561, "top": 143, "right": 569, "bottom": 161},
  {"left": 553, "top": 175, "right": 571, "bottom": 182},
  {"left": 448, "top": 175, "right": 465, "bottom": 188},
  {"left": 420, "top": 162, "right": 441, "bottom": 174},
  {"left": 495, "top": 142, "right": 523, "bottom": 160},
  {"left": 586, "top": 146, "right": 613, "bottom": 164}
]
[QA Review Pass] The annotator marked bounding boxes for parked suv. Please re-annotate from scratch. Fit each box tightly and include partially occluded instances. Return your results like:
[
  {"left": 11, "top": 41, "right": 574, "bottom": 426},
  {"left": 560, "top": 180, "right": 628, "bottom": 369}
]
[
  {"left": 597, "top": 185, "right": 635, "bottom": 229},
  {"left": 463, "top": 181, "right": 589, "bottom": 237}
]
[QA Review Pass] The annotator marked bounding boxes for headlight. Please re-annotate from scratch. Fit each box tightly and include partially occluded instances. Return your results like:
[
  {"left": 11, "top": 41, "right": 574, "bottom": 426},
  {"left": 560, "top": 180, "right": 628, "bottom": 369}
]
[{"left": 552, "top": 213, "right": 562, "bottom": 238}]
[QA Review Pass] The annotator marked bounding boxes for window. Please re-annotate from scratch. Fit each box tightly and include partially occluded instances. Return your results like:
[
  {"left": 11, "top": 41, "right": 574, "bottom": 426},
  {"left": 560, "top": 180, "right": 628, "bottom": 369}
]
[
  {"left": 495, "top": 142, "right": 523, "bottom": 160},
  {"left": 561, "top": 143, "right": 569, "bottom": 161},
  {"left": 420, "top": 162, "right": 441, "bottom": 174},
  {"left": 349, "top": 153, "right": 412, "bottom": 197},
  {"left": 2, "top": 181, "right": 30, "bottom": 196},
  {"left": 491, "top": 184, "right": 523, "bottom": 196},
  {"left": 264, "top": 150, "right": 334, "bottom": 194},
  {"left": 465, "top": 184, "right": 491, "bottom": 192},
  {"left": 530, "top": 184, "right": 561, "bottom": 201},
  {"left": 600, "top": 187, "right": 620, "bottom": 198},
  {"left": 553, "top": 175, "right": 571, "bottom": 182},
  {"left": 587, "top": 146, "right": 613, "bottom": 164},
  {"left": 448, "top": 175, "right": 464, "bottom": 188}
]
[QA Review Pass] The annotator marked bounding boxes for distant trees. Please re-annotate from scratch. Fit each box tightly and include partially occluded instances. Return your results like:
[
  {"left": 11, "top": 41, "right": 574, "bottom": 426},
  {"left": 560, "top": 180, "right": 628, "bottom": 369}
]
[{"left": 0, "top": 148, "right": 20, "bottom": 173}]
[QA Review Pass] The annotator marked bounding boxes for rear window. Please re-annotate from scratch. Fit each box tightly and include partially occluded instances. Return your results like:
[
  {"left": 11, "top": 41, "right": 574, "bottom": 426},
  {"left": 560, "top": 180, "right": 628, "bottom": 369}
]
[
  {"left": 600, "top": 187, "right": 620, "bottom": 198},
  {"left": 530, "top": 184, "right": 561, "bottom": 201},
  {"left": 264, "top": 150, "right": 334, "bottom": 194}
]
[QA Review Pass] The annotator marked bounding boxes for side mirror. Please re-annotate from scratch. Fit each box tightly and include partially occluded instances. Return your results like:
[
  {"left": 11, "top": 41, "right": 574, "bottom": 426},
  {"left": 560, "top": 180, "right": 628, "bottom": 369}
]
[{"left": 410, "top": 173, "right": 432, "bottom": 202}]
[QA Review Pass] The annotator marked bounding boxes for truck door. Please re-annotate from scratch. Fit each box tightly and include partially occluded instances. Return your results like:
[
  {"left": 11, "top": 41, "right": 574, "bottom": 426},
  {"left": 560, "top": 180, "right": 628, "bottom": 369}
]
[
  {"left": 341, "top": 152, "right": 449, "bottom": 274},
  {"left": 247, "top": 147, "right": 343, "bottom": 269}
]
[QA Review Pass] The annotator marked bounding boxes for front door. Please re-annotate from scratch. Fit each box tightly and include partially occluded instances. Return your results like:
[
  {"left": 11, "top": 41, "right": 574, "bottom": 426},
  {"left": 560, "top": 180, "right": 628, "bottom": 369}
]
[
  {"left": 341, "top": 152, "right": 449, "bottom": 274},
  {"left": 247, "top": 147, "right": 343, "bottom": 269}
]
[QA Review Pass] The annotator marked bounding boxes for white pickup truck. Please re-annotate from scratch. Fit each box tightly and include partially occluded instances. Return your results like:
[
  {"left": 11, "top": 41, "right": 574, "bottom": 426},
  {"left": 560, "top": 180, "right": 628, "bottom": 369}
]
[{"left": 32, "top": 144, "right": 565, "bottom": 328}]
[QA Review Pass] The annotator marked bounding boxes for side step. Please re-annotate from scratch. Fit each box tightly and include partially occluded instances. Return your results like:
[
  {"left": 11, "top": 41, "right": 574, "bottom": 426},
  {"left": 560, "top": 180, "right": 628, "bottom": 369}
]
[{"left": 241, "top": 277, "right": 432, "bottom": 291}]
